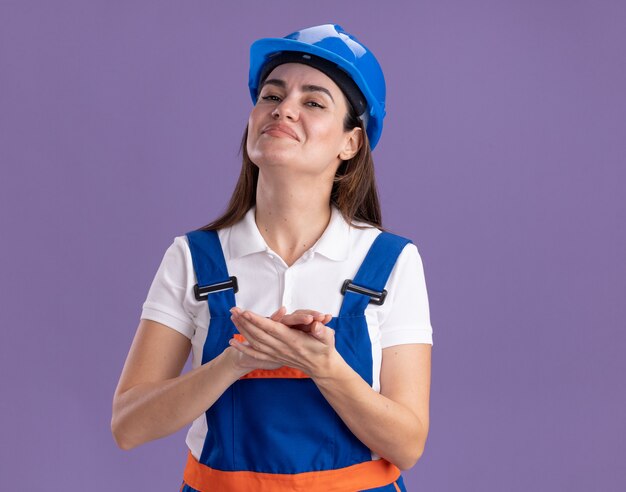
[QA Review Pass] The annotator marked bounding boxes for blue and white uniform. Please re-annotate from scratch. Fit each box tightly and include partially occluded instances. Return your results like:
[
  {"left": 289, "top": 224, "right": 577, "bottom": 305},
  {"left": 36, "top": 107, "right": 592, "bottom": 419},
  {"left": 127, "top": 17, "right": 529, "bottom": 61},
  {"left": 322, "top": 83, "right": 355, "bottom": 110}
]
[{"left": 141, "top": 204, "right": 433, "bottom": 491}]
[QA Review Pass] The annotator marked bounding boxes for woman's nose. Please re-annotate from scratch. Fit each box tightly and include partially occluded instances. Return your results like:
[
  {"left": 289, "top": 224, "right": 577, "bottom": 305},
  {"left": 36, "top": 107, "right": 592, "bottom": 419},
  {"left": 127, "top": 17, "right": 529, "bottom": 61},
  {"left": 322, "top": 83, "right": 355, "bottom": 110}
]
[{"left": 272, "top": 95, "right": 299, "bottom": 121}]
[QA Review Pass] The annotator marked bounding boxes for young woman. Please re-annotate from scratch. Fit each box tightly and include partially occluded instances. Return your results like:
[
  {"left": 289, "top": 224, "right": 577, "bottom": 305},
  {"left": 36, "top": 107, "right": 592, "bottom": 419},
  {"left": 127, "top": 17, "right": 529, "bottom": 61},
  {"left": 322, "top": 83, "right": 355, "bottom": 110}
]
[{"left": 112, "top": 24, "right": 433, "bottom": 492}]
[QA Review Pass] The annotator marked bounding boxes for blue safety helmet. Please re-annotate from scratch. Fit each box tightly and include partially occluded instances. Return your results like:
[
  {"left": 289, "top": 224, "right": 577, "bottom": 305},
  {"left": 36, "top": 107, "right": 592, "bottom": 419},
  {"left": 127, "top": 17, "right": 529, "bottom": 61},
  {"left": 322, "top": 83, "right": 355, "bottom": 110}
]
[{"left": 249, "top": 24, "right": 387, "bottom": 150}]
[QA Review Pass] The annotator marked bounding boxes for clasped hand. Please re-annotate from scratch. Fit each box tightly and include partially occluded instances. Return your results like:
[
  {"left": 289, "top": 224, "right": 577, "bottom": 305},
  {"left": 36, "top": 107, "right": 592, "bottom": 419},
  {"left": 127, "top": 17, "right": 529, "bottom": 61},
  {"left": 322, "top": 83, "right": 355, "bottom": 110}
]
[{"left": 228, "top": 306, "right": 336, "bottom": 378}]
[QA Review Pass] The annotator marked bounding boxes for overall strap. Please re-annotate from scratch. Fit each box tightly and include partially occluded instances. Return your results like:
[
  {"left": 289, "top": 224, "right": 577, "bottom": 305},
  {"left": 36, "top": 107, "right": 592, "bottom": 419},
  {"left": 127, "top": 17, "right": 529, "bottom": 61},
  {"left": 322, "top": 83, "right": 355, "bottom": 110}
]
[
  {"left": 186, "top": 229, "right": 237, "bottom": 318},
  {"left": 339, "top": 231, "right": 412, "bottom": 316}
]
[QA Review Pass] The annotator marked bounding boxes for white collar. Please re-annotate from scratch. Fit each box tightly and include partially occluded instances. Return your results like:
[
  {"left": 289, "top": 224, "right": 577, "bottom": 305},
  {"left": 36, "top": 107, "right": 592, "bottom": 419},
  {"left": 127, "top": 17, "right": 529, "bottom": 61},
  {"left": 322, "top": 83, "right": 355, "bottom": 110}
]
[{"left": 229, "top": 204, "right": 351, "bottom": 261}]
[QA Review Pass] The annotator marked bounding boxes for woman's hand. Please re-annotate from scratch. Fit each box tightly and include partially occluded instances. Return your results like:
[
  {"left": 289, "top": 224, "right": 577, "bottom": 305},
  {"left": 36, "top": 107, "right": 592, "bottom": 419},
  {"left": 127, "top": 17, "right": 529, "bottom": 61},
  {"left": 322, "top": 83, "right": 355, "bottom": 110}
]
[
  {"left": 226, "top": 306, "right": 287, "bottom": 373},
  {"left": 228, "top": 306, "right": 338, "bottom": 378},
  {"left": 275, "top": 308, "right": 333, "bottom": 333}
]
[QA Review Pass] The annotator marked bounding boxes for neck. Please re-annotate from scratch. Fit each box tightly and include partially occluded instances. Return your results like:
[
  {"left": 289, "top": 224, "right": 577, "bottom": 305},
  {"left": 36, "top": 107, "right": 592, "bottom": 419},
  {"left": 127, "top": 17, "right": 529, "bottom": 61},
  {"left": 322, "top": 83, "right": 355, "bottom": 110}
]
[{"left": 254, "top": 169, "right": 333, "bottom": 267}]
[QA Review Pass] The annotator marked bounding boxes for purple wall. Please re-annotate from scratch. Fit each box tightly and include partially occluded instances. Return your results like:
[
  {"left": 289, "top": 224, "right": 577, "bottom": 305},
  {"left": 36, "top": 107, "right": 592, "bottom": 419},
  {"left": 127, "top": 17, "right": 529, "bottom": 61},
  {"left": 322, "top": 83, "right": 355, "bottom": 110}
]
[{"left": 1, "top": 1, "right": 624, "bottom": 490}]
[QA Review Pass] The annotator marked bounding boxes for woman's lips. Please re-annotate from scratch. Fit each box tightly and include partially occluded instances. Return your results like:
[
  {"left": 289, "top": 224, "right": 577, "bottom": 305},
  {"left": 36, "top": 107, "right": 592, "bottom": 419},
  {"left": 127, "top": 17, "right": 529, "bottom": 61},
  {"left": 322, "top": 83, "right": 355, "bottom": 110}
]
[{"left": 262, "top": 124, "right": 299, "bottom": 141}]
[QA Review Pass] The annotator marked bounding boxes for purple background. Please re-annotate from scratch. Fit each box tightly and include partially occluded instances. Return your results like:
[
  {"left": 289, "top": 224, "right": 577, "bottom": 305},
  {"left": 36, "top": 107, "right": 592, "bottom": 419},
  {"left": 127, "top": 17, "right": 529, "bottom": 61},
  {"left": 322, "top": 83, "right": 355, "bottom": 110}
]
[{"left": 1, "top": 1, "right": 624, "bottom": 490}]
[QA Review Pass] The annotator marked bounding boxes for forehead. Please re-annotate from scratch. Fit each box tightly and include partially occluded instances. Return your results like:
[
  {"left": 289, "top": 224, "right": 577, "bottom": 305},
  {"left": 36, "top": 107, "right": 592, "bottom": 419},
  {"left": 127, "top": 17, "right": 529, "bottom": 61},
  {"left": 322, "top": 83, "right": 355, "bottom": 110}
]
[{"left": 262, "top": 63, "right": 342, "bottom": 96}]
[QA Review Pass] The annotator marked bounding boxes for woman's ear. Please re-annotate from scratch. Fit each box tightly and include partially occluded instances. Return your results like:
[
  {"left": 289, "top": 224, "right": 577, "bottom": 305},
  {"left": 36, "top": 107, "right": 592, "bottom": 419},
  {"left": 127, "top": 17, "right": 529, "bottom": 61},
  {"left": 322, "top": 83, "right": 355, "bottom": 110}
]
[{"left": 338, "top": 127, "right": 363, "bottom": 161}]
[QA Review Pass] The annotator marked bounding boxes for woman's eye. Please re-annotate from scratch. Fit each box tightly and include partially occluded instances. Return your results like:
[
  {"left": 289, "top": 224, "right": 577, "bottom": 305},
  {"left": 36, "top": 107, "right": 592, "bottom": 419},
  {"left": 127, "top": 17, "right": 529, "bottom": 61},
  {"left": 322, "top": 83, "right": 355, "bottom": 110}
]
[{"left": 260, "top": 95, "right": 324, "bottom": 109}]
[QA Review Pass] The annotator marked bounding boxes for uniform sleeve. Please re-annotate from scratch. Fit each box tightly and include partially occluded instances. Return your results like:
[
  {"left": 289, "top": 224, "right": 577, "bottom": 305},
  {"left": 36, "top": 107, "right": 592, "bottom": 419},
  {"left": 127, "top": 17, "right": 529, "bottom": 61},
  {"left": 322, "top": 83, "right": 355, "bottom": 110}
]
[
  {"left": 379, "top": 242, "right": 434, "bottom": 348},
  {"left": 140, "top": 236, "right": 196, "bottom": 339}
]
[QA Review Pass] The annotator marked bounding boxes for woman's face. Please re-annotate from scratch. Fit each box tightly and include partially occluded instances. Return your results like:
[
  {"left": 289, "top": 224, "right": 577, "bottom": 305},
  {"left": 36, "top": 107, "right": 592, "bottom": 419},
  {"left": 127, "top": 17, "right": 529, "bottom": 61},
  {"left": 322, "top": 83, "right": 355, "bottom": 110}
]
[{"left": 246, "top": 63, "right": 361, "bottom": 178}]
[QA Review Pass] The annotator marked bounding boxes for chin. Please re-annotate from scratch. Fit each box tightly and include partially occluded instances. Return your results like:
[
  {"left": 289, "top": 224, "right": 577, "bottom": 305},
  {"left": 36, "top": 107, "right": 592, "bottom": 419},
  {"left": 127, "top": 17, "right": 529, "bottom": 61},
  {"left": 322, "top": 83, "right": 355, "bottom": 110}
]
[{"left": 249, "top": 148, "right": 300, "bottom": 168}]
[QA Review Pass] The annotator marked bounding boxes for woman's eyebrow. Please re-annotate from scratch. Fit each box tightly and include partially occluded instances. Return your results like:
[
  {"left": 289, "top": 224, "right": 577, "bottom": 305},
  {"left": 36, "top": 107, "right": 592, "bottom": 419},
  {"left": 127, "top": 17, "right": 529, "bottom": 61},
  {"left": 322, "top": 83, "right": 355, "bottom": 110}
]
[{"left": 261, "top": 78, "right": 335, "bottom": 103}]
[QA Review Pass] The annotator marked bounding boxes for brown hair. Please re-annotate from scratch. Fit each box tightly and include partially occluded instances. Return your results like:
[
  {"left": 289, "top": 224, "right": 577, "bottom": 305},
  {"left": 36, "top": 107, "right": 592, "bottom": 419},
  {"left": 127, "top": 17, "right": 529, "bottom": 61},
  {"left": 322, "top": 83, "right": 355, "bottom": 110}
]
[{"left": 198, "top": 95, "right": 384, "bottom": 232}]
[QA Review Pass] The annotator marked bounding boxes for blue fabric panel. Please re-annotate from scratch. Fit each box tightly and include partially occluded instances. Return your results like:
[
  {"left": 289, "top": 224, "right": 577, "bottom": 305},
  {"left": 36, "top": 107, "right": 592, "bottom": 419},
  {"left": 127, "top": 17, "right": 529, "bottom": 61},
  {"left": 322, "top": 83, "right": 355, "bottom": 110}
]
[
  {"left": 198, "top": 316, "right": 238, "bottom": 467},
  {"left": 186, "top": 230, "right": 229, "bottom": 289},
  {"left": 233, "top": 378, "right": 337, "bottom": 473},
  {"left": 200, "top": 315, "right": 237, "bottom": 366},
  {"left": 199, "top": 383, "right": 236, "bottom": 468},
  {"left": 186, "top": 230, "right": 236, "bottom": 320},
  {"left": 186, "top": 230, "right": 239, "bottom": 466},
  {"left": 186, "top": 230, "right": 237, "bottom": 366},
  {"left": 397, "top": 475, "right": 407, "bottom": 492},
  {"left": 332, "top": 314, "right": 373, "bottom": 386},
  {"left": 199, "top": 314, "right": 371, "bottom": 473},
  {"left": 340, "top": 232, "right": 412, "bottom": 316},
  {"left": 230, "top": 355, "right": 370, "bottom": 472}
]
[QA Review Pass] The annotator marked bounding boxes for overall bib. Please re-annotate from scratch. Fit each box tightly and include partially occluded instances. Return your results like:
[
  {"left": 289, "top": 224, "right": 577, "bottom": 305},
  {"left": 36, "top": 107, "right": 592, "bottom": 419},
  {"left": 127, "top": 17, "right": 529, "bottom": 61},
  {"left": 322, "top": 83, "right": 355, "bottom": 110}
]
[{"left": 180, "top": 229, "right": 411, "bottom": 492}]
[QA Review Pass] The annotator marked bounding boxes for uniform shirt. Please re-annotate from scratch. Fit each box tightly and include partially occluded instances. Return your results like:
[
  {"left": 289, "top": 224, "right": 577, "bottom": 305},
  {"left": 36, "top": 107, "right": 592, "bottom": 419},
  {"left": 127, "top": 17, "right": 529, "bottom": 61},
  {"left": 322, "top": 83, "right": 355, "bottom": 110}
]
[{"left": 141, "top": 204, "right": 434, "bottom": 460}]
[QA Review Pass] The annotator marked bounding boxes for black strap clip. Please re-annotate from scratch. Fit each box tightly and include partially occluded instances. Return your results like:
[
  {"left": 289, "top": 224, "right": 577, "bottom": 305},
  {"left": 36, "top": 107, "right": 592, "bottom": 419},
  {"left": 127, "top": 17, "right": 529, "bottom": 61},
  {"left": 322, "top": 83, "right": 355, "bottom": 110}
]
[
  {"left": 194, "top": 276, "right": 238, "bottom": 301},
  {"left": 341, "top": 279, "right": 387, "bottom": 306}
]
